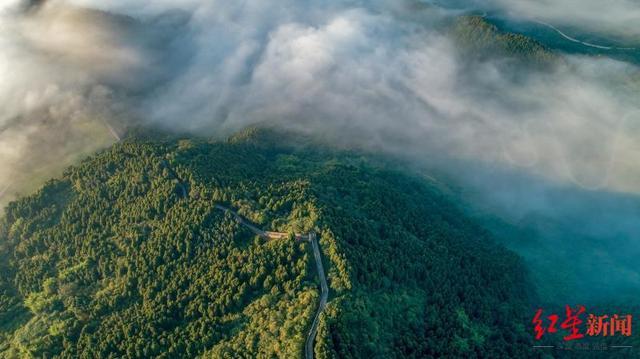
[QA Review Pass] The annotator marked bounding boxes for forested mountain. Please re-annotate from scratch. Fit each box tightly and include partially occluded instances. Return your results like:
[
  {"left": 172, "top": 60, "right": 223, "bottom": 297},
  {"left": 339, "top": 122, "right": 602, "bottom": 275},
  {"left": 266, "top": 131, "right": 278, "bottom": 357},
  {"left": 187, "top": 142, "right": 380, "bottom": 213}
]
[
  {"left": 0, "top": 128, "right": 535, "bottom": 358},
  {"left": 451, "top": 15, "right": 557, "bottom": 64}
]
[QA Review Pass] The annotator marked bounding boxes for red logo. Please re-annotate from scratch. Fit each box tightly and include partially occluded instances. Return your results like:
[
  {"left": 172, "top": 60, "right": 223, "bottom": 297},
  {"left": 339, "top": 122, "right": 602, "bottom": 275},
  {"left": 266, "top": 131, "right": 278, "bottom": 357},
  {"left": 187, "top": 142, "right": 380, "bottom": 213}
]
[{"left": 533, "top": 306, "right": 632, "bottom": 341}]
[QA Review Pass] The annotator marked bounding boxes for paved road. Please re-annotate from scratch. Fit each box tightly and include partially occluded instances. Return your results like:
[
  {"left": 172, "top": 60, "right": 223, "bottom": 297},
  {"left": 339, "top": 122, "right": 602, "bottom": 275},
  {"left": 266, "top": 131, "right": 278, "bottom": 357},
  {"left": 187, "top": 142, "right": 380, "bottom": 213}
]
[
  {"left": 305, "top": 232, "right": 329, "bottom": 359},
  {"left": 0, "top": 184, "right": 10, "bottom": 199},
  {"left": 96, "top": 115, "right": 121, "bottom": 142},
  {"left": 161, "top": 160, "right": 188, "bottom": 198},
  {"left": 213, "top": 205, "right": 329, "bottom": 359},
  {"left": 103, "top": 119, "right": 121, "bottom": 142},
  {"left": 214, "top": 204, "right": 268, "bottom": 238},
  {"left": 534, "top": 20, "right": 637, "bottom": 51}
]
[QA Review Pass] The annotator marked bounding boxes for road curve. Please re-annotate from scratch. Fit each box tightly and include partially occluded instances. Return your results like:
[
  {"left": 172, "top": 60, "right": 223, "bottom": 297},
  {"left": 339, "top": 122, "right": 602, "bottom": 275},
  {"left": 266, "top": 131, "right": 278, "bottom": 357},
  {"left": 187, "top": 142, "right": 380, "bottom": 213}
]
[
  {"left": 534, "top": 20, "right": 637, "bottom": 51},
  {"left": 213, "top": 205, "right": 329, "bottom": 359},
  {"left": 102, "top": 119, "right": 121, "bottom": 142},
  {"left": 305, "top": 232, "right": 329, "bottom": 359},
  {"left": 0, "top": 184, "right": 10, "bottom": 198},
  {"left": 213, "top": 204, "right": 268, "bottom": 238}
]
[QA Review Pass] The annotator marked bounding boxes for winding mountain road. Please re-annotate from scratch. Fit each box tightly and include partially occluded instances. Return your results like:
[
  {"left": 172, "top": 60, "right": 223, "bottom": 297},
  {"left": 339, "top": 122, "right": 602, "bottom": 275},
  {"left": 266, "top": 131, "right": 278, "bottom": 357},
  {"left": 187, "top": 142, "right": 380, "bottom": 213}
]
[
  {"left": 102, "top": 119, "right": 121, "bottom": 142},
  {"left": 213, "top": 205, "right": 268, "bottom": 238},
  {"left": 0, "top": 184, "right": 10, "bottom": 200},
  {"left": 213, "top": 205, "right": 329, "bottom": 359},
  {"left": 534, "top": 20, "right": 637, "bottom": 51},
  {"left": 305, "top": 232, "right": 328, "bottom": 359}
]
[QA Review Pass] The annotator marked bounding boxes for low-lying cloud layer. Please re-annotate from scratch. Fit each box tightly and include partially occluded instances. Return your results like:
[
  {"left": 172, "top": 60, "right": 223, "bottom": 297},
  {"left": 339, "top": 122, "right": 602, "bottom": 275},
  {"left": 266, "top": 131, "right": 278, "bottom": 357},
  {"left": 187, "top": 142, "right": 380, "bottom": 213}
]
[
  {"left": 0, "top": 0, "right": 638, "bottom": 199},
  {"left": 0, "top": 0, "right": 185, "bottom": 204}
]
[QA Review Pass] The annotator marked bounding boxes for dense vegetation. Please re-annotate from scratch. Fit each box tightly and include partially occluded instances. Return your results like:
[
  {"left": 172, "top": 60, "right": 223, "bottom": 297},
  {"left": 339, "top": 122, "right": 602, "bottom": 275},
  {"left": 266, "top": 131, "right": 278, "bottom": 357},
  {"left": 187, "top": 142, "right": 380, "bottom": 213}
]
[
  {"left": 1, "top": 128, "right": 536, "bottom": 358},
  {"left": 452, "top": 15, "right": 557, "bottom": 65},
  {"left": 484, "top": 15, "right": 640, "bottom": 67}
]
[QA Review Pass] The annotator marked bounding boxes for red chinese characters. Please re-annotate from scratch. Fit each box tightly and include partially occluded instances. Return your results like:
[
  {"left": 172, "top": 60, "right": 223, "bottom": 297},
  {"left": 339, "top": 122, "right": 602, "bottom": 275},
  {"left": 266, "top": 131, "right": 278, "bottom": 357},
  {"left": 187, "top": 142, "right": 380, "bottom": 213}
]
[
  {"left": 560, "top": 305, "right": 585, "bottom": 341},
  {"left": 533, "top": 309, "right": 559, "bottom": 340},
  {"left": 532, "top": 306, "right": 633, "bottom": 341},
  {"left": 586, "top": 314, "right": 633, "bottom": 337}
]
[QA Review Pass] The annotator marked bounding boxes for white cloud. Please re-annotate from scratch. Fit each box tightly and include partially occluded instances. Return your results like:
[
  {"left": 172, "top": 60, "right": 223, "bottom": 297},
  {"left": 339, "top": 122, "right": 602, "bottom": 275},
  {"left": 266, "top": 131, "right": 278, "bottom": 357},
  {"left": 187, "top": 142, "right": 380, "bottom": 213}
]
[{"left": 0, "top": 0, "right": 639, "bottom": 211}]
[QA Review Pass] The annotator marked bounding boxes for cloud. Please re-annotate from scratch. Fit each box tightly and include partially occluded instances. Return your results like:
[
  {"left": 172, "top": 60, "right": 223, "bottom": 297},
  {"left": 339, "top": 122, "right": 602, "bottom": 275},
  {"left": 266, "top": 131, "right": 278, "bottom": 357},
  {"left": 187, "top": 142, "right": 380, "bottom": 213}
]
[
  {"left": 1, "top": 0, "right": 639, "bottom": 198},
  {"left": 0, "top": 1, "right": 150, "bottom": 206},
  {"left": 1, "top": 0, "right": 639, "bottom": 204},
  {"left": 124, "top": 1, "right": 640, "bottom": 194}
]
